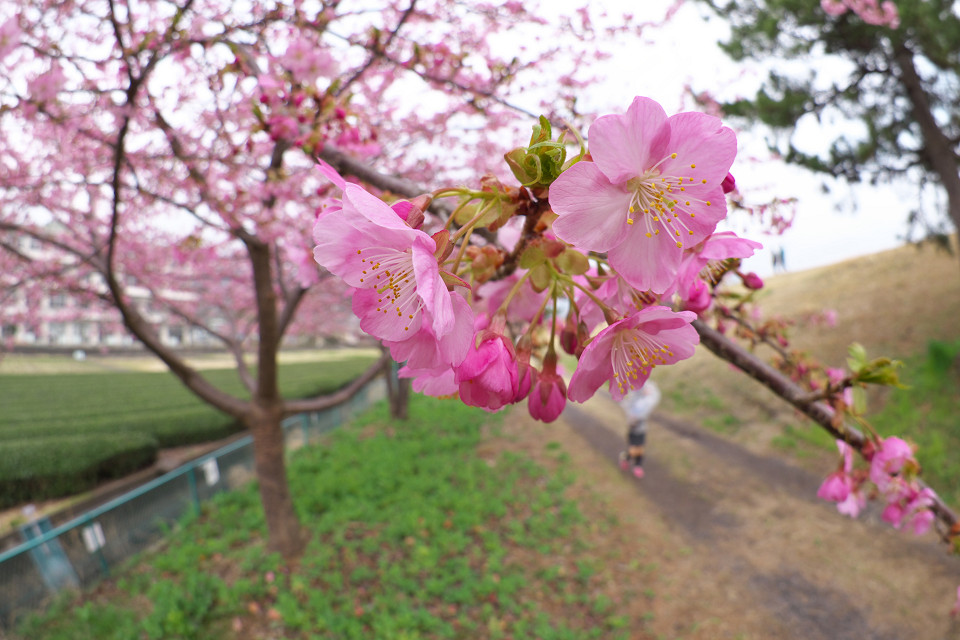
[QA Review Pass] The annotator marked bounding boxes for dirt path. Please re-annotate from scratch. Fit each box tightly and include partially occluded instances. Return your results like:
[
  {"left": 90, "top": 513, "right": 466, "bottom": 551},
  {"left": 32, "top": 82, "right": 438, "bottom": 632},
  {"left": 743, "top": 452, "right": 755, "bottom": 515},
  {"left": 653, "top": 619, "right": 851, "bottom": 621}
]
[{"left": 494, "top": 395, "right": 960, "bottom": 639}]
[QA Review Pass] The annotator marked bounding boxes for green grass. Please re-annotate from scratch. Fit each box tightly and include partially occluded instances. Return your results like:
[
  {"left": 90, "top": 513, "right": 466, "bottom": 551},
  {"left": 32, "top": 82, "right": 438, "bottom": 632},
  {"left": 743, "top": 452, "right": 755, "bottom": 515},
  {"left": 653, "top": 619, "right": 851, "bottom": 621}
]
[
  {"left": 14, "top": 396, "right": 632, "bottom": 640},
  {"left": 0, "top": 353, "right": 377, "bottom": 507},
  {"left": 870, "top": 339, "right": 960, "bottom": 507},
  {"left": 770, "top": 423, "right": 836, "bottom": 457}
]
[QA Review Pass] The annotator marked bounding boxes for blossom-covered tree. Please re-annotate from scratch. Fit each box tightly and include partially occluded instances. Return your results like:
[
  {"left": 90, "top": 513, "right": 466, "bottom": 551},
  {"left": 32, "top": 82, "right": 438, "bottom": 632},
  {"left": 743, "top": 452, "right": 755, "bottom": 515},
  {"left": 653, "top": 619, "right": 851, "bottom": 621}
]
[
  {"left": 2, "top": 0, "right": 958, "bottom": 608},
  {"left": 0, "top": 0, "right": 669, "bottom": 560}
]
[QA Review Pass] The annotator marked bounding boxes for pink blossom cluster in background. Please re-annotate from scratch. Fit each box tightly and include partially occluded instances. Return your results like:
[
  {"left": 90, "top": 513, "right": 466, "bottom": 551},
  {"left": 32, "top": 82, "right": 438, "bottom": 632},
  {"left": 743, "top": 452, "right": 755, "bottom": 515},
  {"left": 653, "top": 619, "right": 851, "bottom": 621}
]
[
  {"left": 818, "top": 437, "right": 938, "bottom": 535},
  {"left": 821, "top": 0, "right": 900, "bottom": 28}
]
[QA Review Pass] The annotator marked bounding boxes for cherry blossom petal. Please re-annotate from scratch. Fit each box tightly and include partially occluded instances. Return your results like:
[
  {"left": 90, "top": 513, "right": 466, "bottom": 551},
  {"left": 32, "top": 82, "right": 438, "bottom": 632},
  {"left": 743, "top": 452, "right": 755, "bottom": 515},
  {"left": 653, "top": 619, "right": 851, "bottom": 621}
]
[
  {"left": 550, "top": 162, "right": 633, "bottom": 251},
  {"left": 589, "top": 96, "right": 670, "bottom": 184}
]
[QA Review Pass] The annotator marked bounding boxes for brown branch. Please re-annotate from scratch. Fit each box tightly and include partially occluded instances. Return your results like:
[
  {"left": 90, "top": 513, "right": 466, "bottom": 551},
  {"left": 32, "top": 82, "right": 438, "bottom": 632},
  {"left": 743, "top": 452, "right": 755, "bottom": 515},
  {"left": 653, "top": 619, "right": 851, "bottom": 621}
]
[
  {"left": 284, "top": 351, "right": 390, "bottom": 416},
  {"left": 242, "top": 235, "right": 281, "bottom": 405},
  {"left": 319, "top": 144, "right": 428, "bottom": 200},
  {"left": 693, "top": 318, "right": 959, "bottom": 539},
  {"left": 335, "top": 0, "right": 420, "bottom": 98},
  {"left": 893, "top": 43, "right": 960, "bottom": 241},
  {"left": 98, "top": 12, "right": 248, "bottom": 419}
]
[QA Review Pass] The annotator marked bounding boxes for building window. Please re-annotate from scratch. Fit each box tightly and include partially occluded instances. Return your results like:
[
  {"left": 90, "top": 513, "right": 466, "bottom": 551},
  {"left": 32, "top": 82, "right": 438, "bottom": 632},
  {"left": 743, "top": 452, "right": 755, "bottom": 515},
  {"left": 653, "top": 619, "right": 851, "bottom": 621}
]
[
  {"left": 48, "top": 322, "right": 66, "bottom": 344},
  {"left": 49, "top": 294, "right": 67, "bottom": 309}
]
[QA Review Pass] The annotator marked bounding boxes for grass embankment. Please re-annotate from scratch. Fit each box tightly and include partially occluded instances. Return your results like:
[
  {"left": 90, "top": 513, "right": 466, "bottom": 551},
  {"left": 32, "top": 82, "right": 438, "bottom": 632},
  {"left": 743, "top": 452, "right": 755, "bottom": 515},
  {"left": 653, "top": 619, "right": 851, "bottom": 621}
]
[
  {"left": 14, "top": 396, "right": 632, "bottom": 640},
  {"left": 0, "top": 350, "right": 378, "bottom": 508},
  {"left": 656, "top": 240, "right": 960, "bottom": 502}
]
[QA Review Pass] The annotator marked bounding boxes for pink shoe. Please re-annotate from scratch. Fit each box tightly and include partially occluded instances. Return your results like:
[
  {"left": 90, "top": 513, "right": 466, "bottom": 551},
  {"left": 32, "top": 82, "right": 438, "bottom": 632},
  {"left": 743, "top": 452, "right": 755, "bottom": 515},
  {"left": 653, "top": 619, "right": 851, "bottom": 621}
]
[
  {"left": 632, "top": 466, "right": 645, "bottom": 479},
  {"left": 619, "top": 454, "right": 629, "bottom": 471}
]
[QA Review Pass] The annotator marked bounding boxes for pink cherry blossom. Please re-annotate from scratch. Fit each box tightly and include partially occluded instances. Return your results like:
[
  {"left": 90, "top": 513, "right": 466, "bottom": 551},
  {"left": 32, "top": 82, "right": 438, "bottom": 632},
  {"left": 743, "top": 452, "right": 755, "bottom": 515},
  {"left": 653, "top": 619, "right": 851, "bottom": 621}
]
[
  {"left": 869, "top": 436, "right": 915, "bottom": 490},
  {"left": 383, "top": 295, "right": 474, "bottom": 369},
  {"left": 280, "top": 36, "right": 339, "bottom": 83},
  {"left": 721, "top": 172, "right": 737, "bottom": 194},
  {"left": 313, "top": 184, "right": 458, "bottom": 344},
  {"left": 27, "top": 63, "right": 66, "bottom": 104},
  {"left": 882, "top": 486, "right": 936, "bottom": 535},
  {"left": 817, "top": 472, "right": 854, "bottom": 503},
  {"left": 550, "top": 96, "right": 737, "bottom": 293},
  {"left": 399, "top": 364, "right": 459, "bottom": 397},
  {"left": 266, "top": 114, "right": 300, "bottom": 143},
  {"left": 675, "top": 230, "right": 763, "bottom": 299},
  {"left": 455, "top": 323, "right": 520, "bottom": 412},
  {"left": 286, "top": 245, "right": 320, "bottom": 289},
  {"left": 515, "top": 341, "right": 534, "bottom": 401},
  {"left": 568, "top": 306, "right": 698, "bottom": 403},
  {"left": 818, "top": 440, "right": 861, "bottom": 513},
  {"left": 821, "top": 0, "right": 900, "bottom": 27},
  {"left": 528, "top": 353, "right": 567, "bottom": 423},
  {"left": 476, "top": 272, "right": 549, "bottom": 323},
  {"left": 681, "top": 279, "right": 712, "bottom": 314},
  {"left": 0, "top": 16, "right": 20, "bottom": 61},
  {"left": 742, "top": 272, "right": 763, "bottom": 290},
  {"left": 571, "top": 270, "right": 641, "bottom": 332},
  {"left": 836, "top": 489, "right": 868, "bottom": 518}
]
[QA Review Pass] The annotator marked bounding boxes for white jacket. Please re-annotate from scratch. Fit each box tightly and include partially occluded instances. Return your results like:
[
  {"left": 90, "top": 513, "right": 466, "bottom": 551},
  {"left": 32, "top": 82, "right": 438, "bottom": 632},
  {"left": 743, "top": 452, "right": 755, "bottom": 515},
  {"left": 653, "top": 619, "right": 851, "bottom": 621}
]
[{"left": 622, "top": 381, "right": 660, "bottom": 421}]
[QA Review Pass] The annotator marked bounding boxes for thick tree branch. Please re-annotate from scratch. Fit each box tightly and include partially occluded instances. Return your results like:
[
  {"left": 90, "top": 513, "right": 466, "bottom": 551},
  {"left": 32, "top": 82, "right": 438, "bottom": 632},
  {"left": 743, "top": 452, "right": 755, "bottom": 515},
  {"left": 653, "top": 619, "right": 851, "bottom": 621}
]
[
  {"left": 893, "top": 43, "right": 960, "bottom": 238},
  {"left": 243, "top": 235, "right": 281, "bottom": 405}
]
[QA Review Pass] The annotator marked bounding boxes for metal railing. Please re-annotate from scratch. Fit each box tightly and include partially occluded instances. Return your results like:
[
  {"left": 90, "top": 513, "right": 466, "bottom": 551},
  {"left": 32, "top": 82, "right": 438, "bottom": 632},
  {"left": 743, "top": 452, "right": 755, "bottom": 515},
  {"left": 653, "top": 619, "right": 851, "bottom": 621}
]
[{"left": 0, "top": 376, "right": 386, "bottom": 630}]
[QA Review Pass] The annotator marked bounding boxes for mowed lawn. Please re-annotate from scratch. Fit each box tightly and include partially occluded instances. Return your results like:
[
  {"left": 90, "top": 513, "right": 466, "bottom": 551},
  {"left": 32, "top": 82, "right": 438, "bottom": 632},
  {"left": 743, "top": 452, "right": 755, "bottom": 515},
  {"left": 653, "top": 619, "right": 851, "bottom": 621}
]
[{"left": 0, "top": 349, "right": 379, "bottom": 508}]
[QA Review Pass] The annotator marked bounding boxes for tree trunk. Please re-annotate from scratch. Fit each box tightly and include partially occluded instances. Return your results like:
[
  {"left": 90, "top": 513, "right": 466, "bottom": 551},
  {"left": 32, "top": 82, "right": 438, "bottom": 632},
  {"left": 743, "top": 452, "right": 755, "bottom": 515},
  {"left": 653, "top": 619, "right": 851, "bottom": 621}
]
[
  {"left": 384, "top": 358, "right": 411, "bottom": 420},
  {"left": 248, "top": 408, "right": 306, "bottom": 561},
  {"left": 894, "top": 44, "right": 960, "bottom": 249},
  {"left": 391, "top": 377, "right": 411, "bottom": 420}
]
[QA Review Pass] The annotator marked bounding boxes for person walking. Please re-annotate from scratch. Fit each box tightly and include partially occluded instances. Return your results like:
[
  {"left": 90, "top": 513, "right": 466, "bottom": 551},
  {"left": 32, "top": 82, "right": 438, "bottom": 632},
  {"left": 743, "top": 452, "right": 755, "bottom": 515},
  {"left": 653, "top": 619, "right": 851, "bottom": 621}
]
[{"left": 619, "top": 380, "right": 660, "bottom": 479}]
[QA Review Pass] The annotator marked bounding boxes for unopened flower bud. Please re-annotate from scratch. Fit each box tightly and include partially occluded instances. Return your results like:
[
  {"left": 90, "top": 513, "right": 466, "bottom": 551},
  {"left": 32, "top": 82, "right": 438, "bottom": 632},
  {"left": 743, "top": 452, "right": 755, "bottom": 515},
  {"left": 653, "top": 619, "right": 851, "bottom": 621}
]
[
  {"left": 742, "top": 272, "right": 764, "bottom": 290},
  {"left": 560, "top": 314, "right": 579, "bottom": 355},
  {"left": 721, "top": 172, "right": 737, "bottom": 194}
]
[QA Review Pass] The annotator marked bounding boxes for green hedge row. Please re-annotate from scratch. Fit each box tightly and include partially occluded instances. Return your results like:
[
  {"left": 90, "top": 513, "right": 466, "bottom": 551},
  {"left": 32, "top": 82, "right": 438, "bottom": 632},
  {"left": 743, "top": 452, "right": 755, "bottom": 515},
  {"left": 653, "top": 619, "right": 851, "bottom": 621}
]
[
  {"left": 0, "top": 352, "right": 377, "bottom": 508},
  {"left": 1, "top": 433, "right": 160, "bottom": 509}
]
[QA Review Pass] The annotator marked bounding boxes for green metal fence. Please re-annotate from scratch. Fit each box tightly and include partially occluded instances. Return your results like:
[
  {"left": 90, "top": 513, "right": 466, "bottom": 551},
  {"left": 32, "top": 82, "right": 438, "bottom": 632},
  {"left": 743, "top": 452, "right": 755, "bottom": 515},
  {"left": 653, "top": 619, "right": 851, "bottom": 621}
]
[{"left": 0, "top": 376, "right": 386, "bottom": 630}]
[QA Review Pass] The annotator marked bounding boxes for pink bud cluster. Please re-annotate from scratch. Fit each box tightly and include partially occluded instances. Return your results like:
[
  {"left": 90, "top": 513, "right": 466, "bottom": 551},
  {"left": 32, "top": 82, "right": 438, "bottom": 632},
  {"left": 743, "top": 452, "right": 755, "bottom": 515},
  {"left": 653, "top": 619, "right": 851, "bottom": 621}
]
[{"left": 818, "top": 437, "right": 937, "bottom": 535}]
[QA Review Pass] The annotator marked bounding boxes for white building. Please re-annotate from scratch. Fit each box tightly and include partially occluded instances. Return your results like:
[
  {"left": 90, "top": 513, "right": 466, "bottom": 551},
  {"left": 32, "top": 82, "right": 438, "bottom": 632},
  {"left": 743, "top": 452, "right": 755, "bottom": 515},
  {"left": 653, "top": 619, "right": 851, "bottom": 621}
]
[{"left": 1, "top": 233, "right": 220, "bottom": 350}]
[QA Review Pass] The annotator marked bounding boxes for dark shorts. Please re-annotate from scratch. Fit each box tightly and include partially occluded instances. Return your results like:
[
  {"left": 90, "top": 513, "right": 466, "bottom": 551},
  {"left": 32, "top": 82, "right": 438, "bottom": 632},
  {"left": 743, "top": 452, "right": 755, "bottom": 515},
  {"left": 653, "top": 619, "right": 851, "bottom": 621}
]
[{"left": 627, "top": 420, "right": 646, "bottom": 462}]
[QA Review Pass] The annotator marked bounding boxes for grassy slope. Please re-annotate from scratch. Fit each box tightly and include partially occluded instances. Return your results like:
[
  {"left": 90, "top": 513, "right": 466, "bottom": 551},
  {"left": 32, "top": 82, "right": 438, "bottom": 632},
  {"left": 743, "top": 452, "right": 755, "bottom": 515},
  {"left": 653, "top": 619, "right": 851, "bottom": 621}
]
[{"left": 656, "top": 239, "right": 960, "bottom": 482}]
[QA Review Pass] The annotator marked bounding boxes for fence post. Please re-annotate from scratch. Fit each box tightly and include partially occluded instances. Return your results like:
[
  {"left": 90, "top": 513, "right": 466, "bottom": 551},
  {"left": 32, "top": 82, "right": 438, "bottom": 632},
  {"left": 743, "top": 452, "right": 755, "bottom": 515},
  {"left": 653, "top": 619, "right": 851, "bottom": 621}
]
[{"left": 188, "top": 466, "right": 201, "bottom": 515}]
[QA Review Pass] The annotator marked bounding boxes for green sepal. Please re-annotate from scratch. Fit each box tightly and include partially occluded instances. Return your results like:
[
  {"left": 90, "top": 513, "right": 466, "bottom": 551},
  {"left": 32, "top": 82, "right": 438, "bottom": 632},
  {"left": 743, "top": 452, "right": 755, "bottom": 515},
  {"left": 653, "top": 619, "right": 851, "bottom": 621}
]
[
  {"left": 529, "top": 263, "right": 552, "bottom": 292},
  {"left": 852, "top": 387, "right": 867, "bottom": 415},
  {"left": 440, "top": 270, "right": 471, "bottom": 291},
  {"left": 846, "top": 343, "right": 868, "bottom": 373},
  {"left": 519, "top": 244, "right": 547, "bottom": 270},
  {"left": 555, "top": 248, "right": 589, "bottom": 275},
  {"left": 503, "top": 115, "right": 567, "bottom": 188},
  {"left": 854, "top": 357, "right": 904, "bottom": 387}
]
